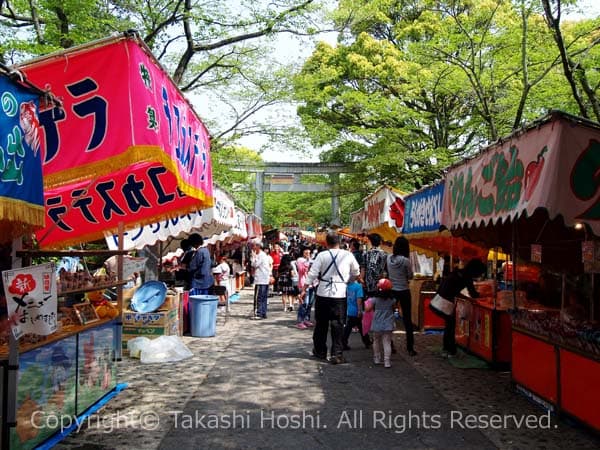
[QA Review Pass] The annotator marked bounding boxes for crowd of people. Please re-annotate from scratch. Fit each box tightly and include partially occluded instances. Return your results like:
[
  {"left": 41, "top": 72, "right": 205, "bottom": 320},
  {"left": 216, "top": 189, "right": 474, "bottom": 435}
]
[
  {"left": 249, "top": 231, "right": 487, "bottom": 367},
  {"left": 162, "top": 228, "right": 486, "bottom": 365},
  {"left": 169, "top": 233, "right": 245, "bottom": 309}
]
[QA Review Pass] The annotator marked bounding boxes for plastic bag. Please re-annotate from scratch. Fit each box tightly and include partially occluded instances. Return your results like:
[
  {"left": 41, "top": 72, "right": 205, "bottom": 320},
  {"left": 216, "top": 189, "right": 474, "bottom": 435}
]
[
  {"left": 127, "top": 337, "right": 151, "bottom": 359},
  {"left": 362, "top": 299, "right": 374, "bottom": 336},
  {"left": 139, "top": 335, "right": 194, "bottom": 364}
]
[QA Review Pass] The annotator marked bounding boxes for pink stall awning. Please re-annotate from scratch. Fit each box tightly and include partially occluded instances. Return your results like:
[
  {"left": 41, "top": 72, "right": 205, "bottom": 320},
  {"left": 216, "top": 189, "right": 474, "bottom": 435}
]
[
  {"left": 18, "top": 33, "right": 213, "bottom": 248},
  {"left": 442, "top": 111, "right": 600, "bottom": 237}
]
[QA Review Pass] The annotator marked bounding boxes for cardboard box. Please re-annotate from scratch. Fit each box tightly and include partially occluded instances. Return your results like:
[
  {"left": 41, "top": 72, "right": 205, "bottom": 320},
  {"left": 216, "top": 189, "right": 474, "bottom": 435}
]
[
  {"left": 122, "top": 305, "right": 178, "bottom": 327},
  {"left": 121, "top": 304, "right": 180, "bottom": 354},
  {"left": 164, "top": 292, "right": 180, "bottom": 310}
]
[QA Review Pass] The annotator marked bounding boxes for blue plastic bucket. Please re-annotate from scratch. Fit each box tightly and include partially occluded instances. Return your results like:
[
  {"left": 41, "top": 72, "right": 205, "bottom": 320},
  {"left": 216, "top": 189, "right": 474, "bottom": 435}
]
[{"left": 189, "top": 295, "right": 219, "bottom": 337}]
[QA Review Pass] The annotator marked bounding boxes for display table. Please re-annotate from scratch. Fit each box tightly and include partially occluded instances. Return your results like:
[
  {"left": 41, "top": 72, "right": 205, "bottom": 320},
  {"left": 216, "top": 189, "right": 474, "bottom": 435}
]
[
  {"left": 409, "top": 279, "right": 444, "bottom": 330},
  {"left": 455, "top": 298, "right": 512, "bottom": 366},
  {"left": 1, "top": 320, "right": 118, "bottom": 450},
  {"left": 512, "top": 327, "right": 600, "bottom": 432}
]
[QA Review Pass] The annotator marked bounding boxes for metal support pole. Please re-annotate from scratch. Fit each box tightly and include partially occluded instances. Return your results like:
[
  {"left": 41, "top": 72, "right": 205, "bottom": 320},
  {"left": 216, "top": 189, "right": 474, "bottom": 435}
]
[
  {"left": 254, "top": 171, "right": 264, "bottom": 221},
  {"left": 330, "top": 173, "right": 340, "bottom": 227},
  {"left": 115, "top": 222, "right": 124, "bottom": 361},
  {"left": 511, "top": 221, "right": 517, "bottom": 309},
  {"left": 4, "top": 238, "right": 23, "bottom": 450}
]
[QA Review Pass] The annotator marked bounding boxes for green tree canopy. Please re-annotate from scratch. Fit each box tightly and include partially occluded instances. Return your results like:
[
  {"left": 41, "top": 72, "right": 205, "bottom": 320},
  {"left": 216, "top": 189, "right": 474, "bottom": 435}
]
[{"left": 293, "top": 0, "right": 600, "bottom": 199}]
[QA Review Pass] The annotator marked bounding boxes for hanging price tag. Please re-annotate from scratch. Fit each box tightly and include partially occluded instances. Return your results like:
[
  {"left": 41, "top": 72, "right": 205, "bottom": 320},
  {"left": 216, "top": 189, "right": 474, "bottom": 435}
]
[
  {"left": 531, "top": 244, "right": 542, "bottom": 263},
  {"left": 582, "top": 241, "right": 600, "bottom": 273}
]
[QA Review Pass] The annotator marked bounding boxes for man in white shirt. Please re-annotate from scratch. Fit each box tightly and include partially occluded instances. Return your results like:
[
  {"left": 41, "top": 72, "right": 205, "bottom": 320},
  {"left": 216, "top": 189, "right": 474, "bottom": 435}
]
[
  {"left": 250, "top": 242, "right": 271, "bottom": 319},
  {"left": 301, "top": 232, "right": 360, "bottom": 364}
]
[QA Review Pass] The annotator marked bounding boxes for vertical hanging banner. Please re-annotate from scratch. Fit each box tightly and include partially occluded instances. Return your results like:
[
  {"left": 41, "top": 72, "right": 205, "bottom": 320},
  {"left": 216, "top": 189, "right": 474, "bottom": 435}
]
[
  {"left": 246, "top": 214, "right": 263, "bottom": 240},
  {"left": 0, "top": 73, "right": 45, "bottom": 241},
  {"left": 350, "top": 208, "right": 365, "bottom": 235},
  {"left": 18, "top": 33, "right": 213, "bottom": 248},
  {"left": 2, "top": 262, "right": 57, "bottom": 338}
]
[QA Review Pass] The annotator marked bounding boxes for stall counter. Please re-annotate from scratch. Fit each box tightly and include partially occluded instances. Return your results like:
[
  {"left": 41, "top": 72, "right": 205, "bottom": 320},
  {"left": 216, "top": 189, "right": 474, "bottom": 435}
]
[
  {"left": 1, "top": 320, "right": 118, "bottom": 450},
  {"left": 455, "top": 298, "right": 512, "bottom": 366},
  {"left": 512, "top": 326, "right": 600, "bottom": 432},
  {"left": 409, "top": 279, "right": 445, "bottom": 330}
]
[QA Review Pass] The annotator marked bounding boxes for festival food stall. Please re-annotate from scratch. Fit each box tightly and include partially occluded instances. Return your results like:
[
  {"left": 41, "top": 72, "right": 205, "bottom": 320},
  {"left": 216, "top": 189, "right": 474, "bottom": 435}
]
[
  {"left": 2, "top": 32, "right": 213, "bottom": 449},
  {"left": 0, "top": 66, "right": 59, "bottom": 450},
  {"left": 105, "top": 186, "right": 242, "bottom": 339},
  {"left": 349, "top": 185, "right": 405, "bottom": 246},
  {"left": 442, "top": 111, "right": 600, "bottom": 430},
  {"left": 401, "top": 181, "right": 490, "bottom": 331}
]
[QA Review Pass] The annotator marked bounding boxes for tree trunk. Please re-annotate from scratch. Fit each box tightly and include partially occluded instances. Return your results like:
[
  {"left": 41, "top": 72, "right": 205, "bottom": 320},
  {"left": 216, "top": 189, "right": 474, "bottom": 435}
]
[{"left": 541, "top": 0, "right": 589, "bottom": 118}]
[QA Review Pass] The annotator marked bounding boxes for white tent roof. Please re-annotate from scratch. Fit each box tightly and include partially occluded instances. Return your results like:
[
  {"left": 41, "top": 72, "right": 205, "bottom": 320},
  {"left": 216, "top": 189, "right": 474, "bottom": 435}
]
[{"left": 105, "top": 187, "right": 237, "bottom": 250}]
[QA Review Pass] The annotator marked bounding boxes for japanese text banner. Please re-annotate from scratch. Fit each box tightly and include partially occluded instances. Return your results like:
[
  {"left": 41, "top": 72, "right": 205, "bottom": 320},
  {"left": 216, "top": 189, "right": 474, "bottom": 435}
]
[
  {"left": 442, "top": 114, "right": 600, "bottom": 236},
  {"left": 351, "top": 186, "right": 404, "bottom": 242},
  {"left": 364, "top": 186, "right": 404, "bottom": 233},
  {"left": 205, "top": 207, "right": 248, "bottom": 246},
  {"left": 0, "top": 74, "right": 45, "bottom": 240},
  {"left": 402, "top": 182, "right": 444, "bottom": 235},
  {"left": 3, "top": 262, "right": 57, "bottom": 339},
  {"left": 36, "top": 162, "right": 204, "bottom": 248},
  {"left": 19, "top": 35, "right": 212, "bottom": 204}
]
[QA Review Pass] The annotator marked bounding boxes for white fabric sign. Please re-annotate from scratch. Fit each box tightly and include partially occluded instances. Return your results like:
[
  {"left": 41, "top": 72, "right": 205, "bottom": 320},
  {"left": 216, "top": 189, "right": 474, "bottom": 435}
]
[{"left": 3, "top": 262, "right": 57, "bottom": 338}]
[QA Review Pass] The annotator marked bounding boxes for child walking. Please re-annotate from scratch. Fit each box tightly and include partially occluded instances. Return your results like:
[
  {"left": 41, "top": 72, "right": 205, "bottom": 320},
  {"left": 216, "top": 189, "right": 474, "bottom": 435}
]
[
  {"left": 365, "top": 278, "right": 396, "bottom": 368},
  {"left": 343, "top": 279, "right": 371, "bottom": 349}
]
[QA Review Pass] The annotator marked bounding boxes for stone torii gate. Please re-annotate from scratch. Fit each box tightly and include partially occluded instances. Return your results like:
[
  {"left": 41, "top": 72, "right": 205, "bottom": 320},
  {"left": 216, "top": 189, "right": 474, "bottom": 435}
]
[{"left": 231, "top": 162, "right": 353, "bottom": 226}]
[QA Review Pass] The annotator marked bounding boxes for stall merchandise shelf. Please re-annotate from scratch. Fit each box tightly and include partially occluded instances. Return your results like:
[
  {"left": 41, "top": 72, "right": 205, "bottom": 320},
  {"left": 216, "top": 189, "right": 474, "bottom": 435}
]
[
  {"left": 16, "top": 249, "right": 130, "bottom": 258},
  {"left": 57, "top": 280, "right": 129, "bottom": 297},
  {"left": 2, "top": 248, "right": 127, "bottom": 449},
  {"left": 0, "top": 318, "right": 114, "bottom": 358}
]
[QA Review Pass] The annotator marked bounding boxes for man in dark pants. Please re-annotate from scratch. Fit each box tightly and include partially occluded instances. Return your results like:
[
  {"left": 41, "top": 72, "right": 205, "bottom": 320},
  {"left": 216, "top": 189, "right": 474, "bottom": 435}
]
[
  {"left": 250, "top": 242, "right": 271, "bottom": 319},
  {"left": 432, "top": 258, "right": 486, "bottom": 357},
  {"left": 300, "top": 233, "right": 360, "bottom": 364},
  {"left": 188, "top": 233, "right": 214, "bottom": 295}
]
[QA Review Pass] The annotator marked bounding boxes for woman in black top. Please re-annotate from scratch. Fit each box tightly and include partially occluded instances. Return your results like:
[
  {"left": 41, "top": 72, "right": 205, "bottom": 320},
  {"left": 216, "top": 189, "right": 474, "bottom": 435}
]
[
  {"left": 433, "top": 258, "right": 486, "bottom": 356},
  {"left": 278, "top": 255, "right": 296, "bottom": 312}
]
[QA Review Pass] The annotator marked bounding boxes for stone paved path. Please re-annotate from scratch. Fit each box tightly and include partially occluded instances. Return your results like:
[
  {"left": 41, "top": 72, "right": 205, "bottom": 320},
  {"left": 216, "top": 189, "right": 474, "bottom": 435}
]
[{"left": 55, "top": 288, "right": 599, "bottom": 450}]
